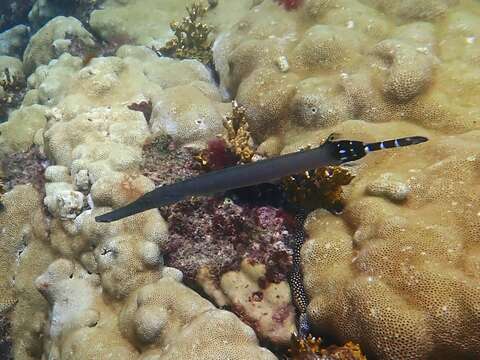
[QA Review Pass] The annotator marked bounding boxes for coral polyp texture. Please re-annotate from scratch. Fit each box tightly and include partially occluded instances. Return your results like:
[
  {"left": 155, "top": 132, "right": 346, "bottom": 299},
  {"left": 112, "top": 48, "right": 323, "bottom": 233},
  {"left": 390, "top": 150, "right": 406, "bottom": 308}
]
[
  {"left": 0, "top": 0, "right": 480, "bottom": 359},
  {"left": 300, "top": 124, "right": 480, "bottom": 359}
]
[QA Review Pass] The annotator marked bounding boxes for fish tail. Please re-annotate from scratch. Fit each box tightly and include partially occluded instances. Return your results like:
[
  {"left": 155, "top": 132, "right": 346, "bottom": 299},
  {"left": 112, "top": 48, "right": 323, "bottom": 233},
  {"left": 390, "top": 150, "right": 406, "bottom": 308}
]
[{"left": 364, "top": 136, "right": 428, "bottom": 153}]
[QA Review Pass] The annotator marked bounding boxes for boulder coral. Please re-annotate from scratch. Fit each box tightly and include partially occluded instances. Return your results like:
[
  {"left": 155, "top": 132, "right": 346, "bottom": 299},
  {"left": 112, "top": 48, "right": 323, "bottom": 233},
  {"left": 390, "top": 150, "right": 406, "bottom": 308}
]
[
  {"left": 0, "top": 32, "right": 279, "bottom": 356},
  {"left": 0, "top": 25, "right": 30, "bottom": 58},
  {"left": 23, "top": 16, "right": 96, "bottom": 75},
  {"left": 35, "top": 259, "right": 139, "bottom": 359},
  {"left": 119, "top": 276, "right": 277, "bottom": 360},
  {"left": 212, "top": 0, "right": 480, "bottom": 142},
  {"left": 300, "top": 122, "right": 480, "bottom": 359}
]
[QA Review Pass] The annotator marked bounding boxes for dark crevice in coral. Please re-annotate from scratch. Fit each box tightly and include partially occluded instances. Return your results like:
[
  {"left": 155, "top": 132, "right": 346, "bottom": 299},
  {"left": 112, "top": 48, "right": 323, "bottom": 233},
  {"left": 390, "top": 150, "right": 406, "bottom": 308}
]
[
  {"left": 0, "top": 1, "right": 35, "bottom": 32},
  {"left": 0, "top": 313, "right": 13, "bottom": 360},
  {"left": 0, "top": 68, "right": 27, "bottom": 123},
  {"left": 0, "top": 145, "right": 49, "bottom": 197},
  {"left": 128, "top": 100, "right": 153, "bottom": 123}
]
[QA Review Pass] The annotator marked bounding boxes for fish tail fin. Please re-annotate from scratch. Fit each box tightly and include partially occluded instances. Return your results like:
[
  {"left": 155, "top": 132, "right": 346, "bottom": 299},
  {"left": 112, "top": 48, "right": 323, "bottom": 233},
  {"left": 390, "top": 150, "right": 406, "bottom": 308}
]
[{"left": 364, "top": 136, "right": 428, "bottom": 153}]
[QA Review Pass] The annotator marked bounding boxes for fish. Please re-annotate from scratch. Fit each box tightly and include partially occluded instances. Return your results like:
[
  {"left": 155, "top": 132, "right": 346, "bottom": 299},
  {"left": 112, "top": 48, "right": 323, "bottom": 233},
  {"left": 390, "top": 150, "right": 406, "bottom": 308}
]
[{"left": 95, "top": 135, "right": 428, "bottom": 223}]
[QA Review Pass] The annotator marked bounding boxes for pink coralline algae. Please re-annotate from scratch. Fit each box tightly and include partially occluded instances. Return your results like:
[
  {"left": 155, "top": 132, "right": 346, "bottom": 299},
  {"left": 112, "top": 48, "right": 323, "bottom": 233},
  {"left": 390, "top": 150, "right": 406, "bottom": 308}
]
[
  {"left": 275, "top": 0, "right": 303, "bottom": 10},
  {"left": 160, "top": 198, "right": 293, "bottom": 284},
  {"left": 141, "top": 134, "right": 294, "bottom": 283},
  {"left": 141, "top": 135, "right": 201, "bottom": 187}
]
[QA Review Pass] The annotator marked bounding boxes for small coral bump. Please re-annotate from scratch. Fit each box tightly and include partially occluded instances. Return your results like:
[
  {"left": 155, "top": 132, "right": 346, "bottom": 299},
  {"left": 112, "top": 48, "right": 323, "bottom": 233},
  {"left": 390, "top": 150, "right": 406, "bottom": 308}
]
[
  {"left": 154, "top": 1, "right": 215, "bottom": 66},
  {"left": 288, "top": 333, "right": 367, "bottom": 360},
  {"left": 366, "top": 173, "right": 410, "bottom": 202}
]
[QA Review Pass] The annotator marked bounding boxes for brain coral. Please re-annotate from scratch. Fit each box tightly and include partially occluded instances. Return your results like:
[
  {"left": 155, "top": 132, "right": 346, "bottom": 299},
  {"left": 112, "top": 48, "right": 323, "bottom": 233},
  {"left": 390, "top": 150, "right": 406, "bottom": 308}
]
[{"left": 300, "top": 123, "right": 480, "bottom": 359}]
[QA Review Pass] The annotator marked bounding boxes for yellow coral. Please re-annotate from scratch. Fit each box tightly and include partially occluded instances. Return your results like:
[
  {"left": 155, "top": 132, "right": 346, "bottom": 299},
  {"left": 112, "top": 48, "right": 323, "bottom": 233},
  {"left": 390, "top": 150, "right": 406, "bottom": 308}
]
[
  {"left": 222, "top": 100, "right": 255, "bottom": 163},
  {"left": 156, "top": 1, "right": 215, "bottom": 66}
]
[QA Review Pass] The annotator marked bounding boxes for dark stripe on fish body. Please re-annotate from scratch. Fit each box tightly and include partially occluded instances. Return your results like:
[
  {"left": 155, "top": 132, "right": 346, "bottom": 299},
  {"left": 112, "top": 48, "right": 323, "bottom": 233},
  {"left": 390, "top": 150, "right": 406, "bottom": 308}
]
[{"left": 364, "top": 136, "right": 428, "bottom": 154}]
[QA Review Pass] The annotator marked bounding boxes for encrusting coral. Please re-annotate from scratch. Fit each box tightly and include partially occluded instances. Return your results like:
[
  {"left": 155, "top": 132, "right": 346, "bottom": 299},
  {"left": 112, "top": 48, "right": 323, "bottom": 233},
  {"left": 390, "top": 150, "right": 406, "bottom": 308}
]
[{"left": 300, "top": 122, "right": 480, "bottom": 359}]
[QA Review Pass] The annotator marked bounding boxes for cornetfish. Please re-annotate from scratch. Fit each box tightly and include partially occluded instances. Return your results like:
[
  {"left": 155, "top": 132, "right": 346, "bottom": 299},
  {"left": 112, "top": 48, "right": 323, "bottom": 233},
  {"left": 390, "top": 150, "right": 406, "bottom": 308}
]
[{"left": 95, "top": 135, "right": 427, "bottom": 223}]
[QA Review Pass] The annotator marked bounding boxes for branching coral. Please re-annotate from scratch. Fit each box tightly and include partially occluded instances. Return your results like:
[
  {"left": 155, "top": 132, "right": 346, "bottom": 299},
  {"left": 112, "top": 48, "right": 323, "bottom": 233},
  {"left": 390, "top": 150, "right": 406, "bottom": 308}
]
[
  {"left": 155, "top": 1, "right": 216, "bottom": 66},
  {"left": 222, "top": 100, "right": 256, "bottom": 163},
  {"left": 195, "top": 100, "right": 255, "bottom": 170},
  {"left": 288, "top": 333, "right": 367, "bottom": 360},
  {"left": 281, "top": 165, "right": 354, "bottom": 212}
]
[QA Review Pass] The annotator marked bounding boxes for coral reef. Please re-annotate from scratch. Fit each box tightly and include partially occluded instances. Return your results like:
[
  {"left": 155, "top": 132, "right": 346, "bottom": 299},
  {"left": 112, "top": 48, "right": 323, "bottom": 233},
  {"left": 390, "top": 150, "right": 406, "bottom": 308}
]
[
  {"left": 161, "top": 197, "right": 293, "bottom": 283},
  {"left": 0, "top": 146, "right": 48, "bottom": 195},
  {"left": 0, "top": 56, "right": 27, "bottom": 122},
  {"left": 150, "top": 82, "right": 230, "bottom": 147},
  {"left": 222, "top": 100, "right": 255, "bottom": 163},
  {"left": 0, "top": 0, "right": 34, "bottom": 33},
  {"left": 300, "top": 122, "right": 480, "bottom": 359},
  {"left": 35, "top": 258, "right": 139, "bottom": 358},
  {"left": 89, "top": 0, "right": 190, "bottom": 47},
  {"left": 0, "top": 0, "right": 479, "bottom": 358},
  {"left": 28, "top": 0, "right": 103, "bottom": 29},
  {"left": 0, "top": 185, "right": 56, "bottom": 359},
  {"left": 195, "top": 100, "right": 255, "bottom": 169},
  {"left": 218, "top": 259, "right": 296, "bottom": 345},
  {"left": 281, "top": 165, "right": 354, "bottom": 212},
  {"left": 141, "top": 133, "right": 202, "bottom": 186}
]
